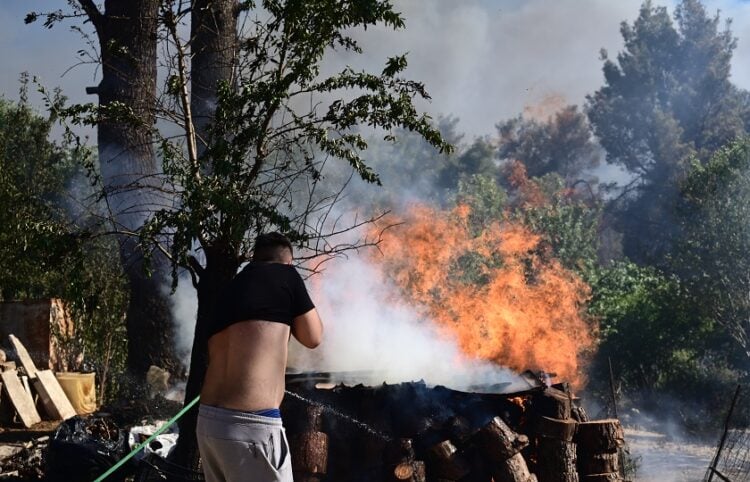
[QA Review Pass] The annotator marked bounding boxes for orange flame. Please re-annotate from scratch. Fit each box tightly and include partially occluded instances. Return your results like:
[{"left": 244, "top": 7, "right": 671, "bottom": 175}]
[{"left": 370, "top": 204, "right": 594, "bottom": 388}]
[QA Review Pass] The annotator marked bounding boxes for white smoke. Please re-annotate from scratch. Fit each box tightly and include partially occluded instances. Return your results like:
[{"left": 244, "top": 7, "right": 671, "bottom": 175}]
[
  {"left": 168, "top": 272, "right": 197, "bottom": 367},
  {"left": 288, "top": 253, "right": 520, "bottom": 391},
  {"left": 6, "top": 1, "right": 750, "bottom": 140}
]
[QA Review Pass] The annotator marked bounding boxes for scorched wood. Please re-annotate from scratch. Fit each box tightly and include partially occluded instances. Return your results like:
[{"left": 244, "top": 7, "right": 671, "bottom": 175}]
[
  {"left": 535, "top": 416, "right": 576, "bottom": 442},
  {"left": 534, "top": 387, "right": 571, "bottom": 420}
]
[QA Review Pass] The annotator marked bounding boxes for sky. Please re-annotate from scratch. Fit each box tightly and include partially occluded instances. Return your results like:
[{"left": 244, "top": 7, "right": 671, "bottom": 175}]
[{"left": 2, "top": 0, "right": 749, "bottom": 139}]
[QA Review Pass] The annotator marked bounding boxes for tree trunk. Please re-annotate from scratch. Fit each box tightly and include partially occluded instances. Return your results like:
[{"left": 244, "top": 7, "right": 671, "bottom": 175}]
[
  {"left": 172, "top": 245, "right": 238, "bottom": 469},
  {"left": 169, "top": 0, "right": 239, "bottom": 469},
  {"left": 86, "top": 0, "right": 181, "bottom": 378},
  {"left": 191, "top": 0, "right": 238, "bottom": 159}
]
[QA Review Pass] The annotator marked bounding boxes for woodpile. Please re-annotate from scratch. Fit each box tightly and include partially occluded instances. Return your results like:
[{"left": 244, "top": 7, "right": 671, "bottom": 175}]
[{"left": 282, "top": 376, "right": 628, "bottom": 482}]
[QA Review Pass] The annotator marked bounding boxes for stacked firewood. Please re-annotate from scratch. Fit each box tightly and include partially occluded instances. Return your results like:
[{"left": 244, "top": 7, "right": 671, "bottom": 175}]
[{"left": 282, "top": 379, "right": 628, "bottom": 482}]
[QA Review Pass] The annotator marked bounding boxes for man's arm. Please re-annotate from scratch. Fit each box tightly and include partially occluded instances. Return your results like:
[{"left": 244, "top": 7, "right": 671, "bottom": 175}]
[{"left": 292, "top": 308, "right": 323, "bottom": 348}]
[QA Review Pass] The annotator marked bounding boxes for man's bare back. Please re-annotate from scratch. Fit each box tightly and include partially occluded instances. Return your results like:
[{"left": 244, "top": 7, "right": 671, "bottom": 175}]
[{"left": 201, "top": 320, "right": 290, "bottom": 411}]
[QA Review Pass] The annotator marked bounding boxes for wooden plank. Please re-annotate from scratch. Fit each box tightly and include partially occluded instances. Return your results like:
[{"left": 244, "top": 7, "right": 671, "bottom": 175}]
[
  {"left": 20, "top": 376, "right": 32, "bottom": 398},
  {"left": 32, "top": 370, "right": 76, "bottom": 421},
  {"left": 8, "top": 335, "right": 38, "bottom": 379},
  {"left": 0, "top": 370, "right": 40, "bottom": 428}
]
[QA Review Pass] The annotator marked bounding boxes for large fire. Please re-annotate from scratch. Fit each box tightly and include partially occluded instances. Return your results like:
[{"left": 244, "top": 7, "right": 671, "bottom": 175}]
[{"left": 370, "top": 203, "right": 595, "bottom": 388}]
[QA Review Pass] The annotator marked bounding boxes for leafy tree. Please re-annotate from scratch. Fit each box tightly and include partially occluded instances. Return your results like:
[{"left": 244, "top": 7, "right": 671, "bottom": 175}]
[
  {"left": 672, "top": 139, "right": 750, "bottom": 359},
  {"left": 496, "top": 105, "right": 600, "bottom": 181},
  {"left": 0, "top": 95, "right": 129, "bottom": 402},
  {"left": 585, "top": 261, "right": 735, "bottom": 430},
  {"left": 455, "top": 174, "right": 507, "bottom": 236},
  {"left": 50, "top": 0, "right": 451, "bottom": 464},
  {"left": 588, "top": 263, "right": 701, "bottom": 389},
  {"left": 498, "top": 163, "right": 602, "bottom": 275},
  {"left": 0, "top": 95, "right": 79, "bottom": 299},
  {"left": 29, "top": 0, "right": 180, "bottom": 376},
  {"left": 587, "top": 0, "right": 750, "bottom": 263},
  {"left": 369, "top": 122, "right": 499, "bottom": 204},
  {"left": 366, "top": 115, "right": 464, "bottom": 202},
  {"left": 435, "top": 138, "right": 497, "bottom": 195}
]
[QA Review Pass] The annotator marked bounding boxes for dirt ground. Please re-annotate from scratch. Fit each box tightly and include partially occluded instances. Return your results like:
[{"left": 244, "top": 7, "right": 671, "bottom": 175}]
[{"left": 625, "top": 428, "right": 715, "bottom": 482}]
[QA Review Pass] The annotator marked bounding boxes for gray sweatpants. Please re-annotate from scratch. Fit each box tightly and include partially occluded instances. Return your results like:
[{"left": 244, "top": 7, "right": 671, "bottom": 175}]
[{"left": 197, "top": 404, "right": 292, "bottom": 482}]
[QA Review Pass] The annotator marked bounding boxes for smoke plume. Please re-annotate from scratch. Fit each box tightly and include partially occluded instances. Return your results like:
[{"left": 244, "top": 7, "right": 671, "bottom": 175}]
[{"left": 288, "top": 254, "right": 521, "bottom": 391}]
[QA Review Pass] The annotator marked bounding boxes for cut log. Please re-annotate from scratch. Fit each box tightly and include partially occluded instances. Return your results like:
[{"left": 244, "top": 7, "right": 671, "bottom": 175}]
[
  {"left": 394, "top": 462, "right": 413, "bottom": 480},
  {"left": 8, "top": 335, "right": 38, "bottom": 379},
  {"left": 384, "top": 438, "right": 426, "bottom": 482},
  {"left": 389, "top": 461, "right": 425, "bottom": 482},
  {"left": 578, "top": 452, "right": 620, "bottom": 475},
  {"left": 536, "top": 438, "right": 578, "bottom": 482},
  {"left": 31, "top": 370, "right": 76, "bottom": 421},
  {"left": 0, "top": 370, "right": 40, "bottom": 427},
  {"left": 536, "top": 416, "right": 577, "bottom": 442},
  {"left": 490, "top": 452, "right": 538, "bottom": 482},
  {"left": 290, "top": 431, "right": 328, "bottom": 475},
  {"left": 575, "top": 420, "right": 624, "bottom": 453},
  {"left": 476, "top": 416, "right": 529, "bottom": 461}
]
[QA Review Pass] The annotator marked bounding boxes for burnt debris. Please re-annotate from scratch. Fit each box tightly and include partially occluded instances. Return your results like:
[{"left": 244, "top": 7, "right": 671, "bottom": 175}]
[{"left": 282, "top": 374, "right": 627, "bottom": 482}]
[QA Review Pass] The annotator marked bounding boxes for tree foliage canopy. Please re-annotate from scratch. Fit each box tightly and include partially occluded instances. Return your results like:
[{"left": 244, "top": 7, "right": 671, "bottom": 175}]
[
  {"left": 673, "top": 139, "right": 750, "bottom": 358},
  {"left": 588, "top": 0, "right": 748, "bottom": 178},
  {"left": 497, "top": 105, "right": 600, "bottom": 181},
  {"left": 587, "top": 0, "right": 750, "bottom": 264}
]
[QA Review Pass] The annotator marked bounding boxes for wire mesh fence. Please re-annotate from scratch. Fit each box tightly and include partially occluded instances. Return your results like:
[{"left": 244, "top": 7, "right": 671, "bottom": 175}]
[{"left": 704, "top": 385, "right": 750, "bottom": 482}]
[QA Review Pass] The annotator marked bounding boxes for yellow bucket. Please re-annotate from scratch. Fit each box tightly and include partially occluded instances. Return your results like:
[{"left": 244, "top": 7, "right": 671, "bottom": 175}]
[{"left": 55, "top": 372, "right": 96, "bottom": 415}]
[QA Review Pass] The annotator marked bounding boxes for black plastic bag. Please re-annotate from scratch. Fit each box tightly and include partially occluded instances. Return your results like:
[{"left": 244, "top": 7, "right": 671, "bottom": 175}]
[{"left": 45, "top": 415, "right": 131, "bottom": 482}]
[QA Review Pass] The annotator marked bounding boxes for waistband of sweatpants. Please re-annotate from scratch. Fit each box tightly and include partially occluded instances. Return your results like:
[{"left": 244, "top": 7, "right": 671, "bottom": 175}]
[{"left": 198, "top": 404, "right": 284, "bottom": 427}]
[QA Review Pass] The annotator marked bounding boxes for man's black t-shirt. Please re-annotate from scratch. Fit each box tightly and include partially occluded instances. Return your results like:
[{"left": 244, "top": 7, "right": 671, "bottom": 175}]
[{"left": 211, "top": 262, "right": 315, "bottom": 338}]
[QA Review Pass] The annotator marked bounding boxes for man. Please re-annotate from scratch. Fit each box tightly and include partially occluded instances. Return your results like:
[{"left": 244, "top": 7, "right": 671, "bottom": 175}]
[{"left": 197, "top": 232, "right": 323, "bottom": 482}]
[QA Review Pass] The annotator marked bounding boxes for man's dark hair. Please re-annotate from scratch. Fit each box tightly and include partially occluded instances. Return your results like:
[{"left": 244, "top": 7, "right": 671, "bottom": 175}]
[{"left": 253, "top": 232, "right": 293, "bottom": 262}]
